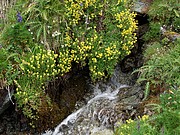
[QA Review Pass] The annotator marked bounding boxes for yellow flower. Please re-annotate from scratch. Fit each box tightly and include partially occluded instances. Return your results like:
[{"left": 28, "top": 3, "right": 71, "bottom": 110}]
[
  {"left": 92, "top": 58, "right": 97, "bottom": 63},
  {"left": 25, "top": 98, "right": 28, "bottom": 103},
  {"left": 54, "top": 54, "right": 58, "bottom": 58},
  {"left": 142, "top": 115, "right": 149, "bottom": 121},
  {"left": 126, "top": 119, "right": 134, "bottom": 124}
]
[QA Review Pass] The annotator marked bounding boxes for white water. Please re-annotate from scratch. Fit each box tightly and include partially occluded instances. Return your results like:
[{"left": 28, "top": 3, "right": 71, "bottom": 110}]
[{"left": 43, "top": 66, "right": 134, "bottom": 135}]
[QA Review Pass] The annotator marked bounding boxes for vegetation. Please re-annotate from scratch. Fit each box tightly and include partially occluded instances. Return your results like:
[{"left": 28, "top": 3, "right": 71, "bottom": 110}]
[
  {"left": 137, "top": 39, "right": 180, "bottom": 87},
  {"left": 0, "top": 0, "right": 179, "bottom": 133},
  {"left": 115, "top": 37, "right": 180, "bottom": 134},
  {"left": 0, "top": 0, "right": 137, "bottom": 126},
  {"left": 115, "top": 88, "right": 180, "bottom": 135},
  {"left": 143, "top": 0, "right": 180, "bottom": 41},
  {"left": 115, "top": 0, "right": 180, "bottom": 134}
]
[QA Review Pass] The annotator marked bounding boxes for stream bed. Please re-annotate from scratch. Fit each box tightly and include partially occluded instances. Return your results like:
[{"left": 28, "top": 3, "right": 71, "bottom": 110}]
[{"left": 43, "top": 65, "right": 145, "bottom": 135}]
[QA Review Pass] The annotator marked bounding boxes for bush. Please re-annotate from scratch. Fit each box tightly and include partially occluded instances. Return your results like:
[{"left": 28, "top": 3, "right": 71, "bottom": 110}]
[
  {"left": 114, "top": 115, "right": 157, "bottom": 135},
  {"left": 0, "top": 23, "right": 33, "bottom": 54},
  {"left": 143, "top": 0, "right": 180, "bottom": 41},
  {"left": 0, "top": 0, "right": 138, "bottom": 123},
  {"left": 53, "top": 0, "right": 137, "bottom": 80},
  {"left": 137, "top": 39, "right": 180, "bottom": 87},
  {"left": 148, "top": 0, "right": 180, "bottom": 27},
  {"left": 0, "top": 48, "right": 20, "bottom": 86},
  {"left": 115, "top": 88, "right": 180, "bottom": 135},
  {"left": 154, "top": 88, "right": 180, "bottom": 135},
  {"left": 7, "top": 0, "right": 137, "bottom": 81}
]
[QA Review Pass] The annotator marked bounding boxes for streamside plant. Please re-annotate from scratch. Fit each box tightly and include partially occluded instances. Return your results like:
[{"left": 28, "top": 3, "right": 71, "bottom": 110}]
[
  {"left": 115, "top": 88, "right": 180, "bottom": 135},
  {"left": 0, "top": 0, "right": 138, "bottom": 126},
  {"left": 143, "top": 0, "right": 180, "bottom": 41}
]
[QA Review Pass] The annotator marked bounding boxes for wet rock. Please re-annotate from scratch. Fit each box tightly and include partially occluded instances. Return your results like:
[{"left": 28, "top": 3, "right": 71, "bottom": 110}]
[
  {"left": 120, "top": 41, "right": 144, "bottom": 73},
  {"left": 0, "top": 103, "right": 38, "bottom": 134},
  {"left": 160, "top": 26, "right": 180, "bottom": 41},
  {"left": 0, "top": 87, "right": 14, "bottom": 116},
  {"left": 60, "top": 124, "right": 69, "bottom": 131},
  {"left": 91, "top": 129, "right": 113, "bottom": 135},
  {"left": 132, "top": 0, "right": 153, "bottom": 14},
  {"left": 118, "top": 85, "right": 143, "bottom": 100},
  {"left": 50, "top": 82, "right": 145, "bottom": 135},
  {"left": 136, "top": 23, "right": 149, "bottom": 37},
  {"left": 0, "top": 124, "right": 5, "bottom": 134},
  {"left": 121, "top": 95, "right": 140, "bottom": 104}
]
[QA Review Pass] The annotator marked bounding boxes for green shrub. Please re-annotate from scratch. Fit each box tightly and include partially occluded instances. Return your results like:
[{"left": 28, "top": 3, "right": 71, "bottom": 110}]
[
  {"left": 137, "top": 39, "right": 180, "bottom": 87},
  {"left": 143, "top": 0, "right": 180, "bottom": 41},
  {"left": 57, "top": 0, "right": 138, "bottom": 80},
  {"left": 0, "top": 48, "right": 9, "bottom": 75},
  {"left": 115, "top": 88, "right": 180, "bottom": 135},
  {"left": 143, "top": 22, "right": 161, "bottom": 42},
  {"left": 153, "top": 88, "right": 180, "bottom": 135},
  {"left": 114, "top": 115, "right": 157, "bottom": 135},
  {"left": 10, "top": 0, "right": 138, "bottom": 81},
  {"left": 148, "top": 0, "right": 180, "bottom": 28},
  {"left": 19, "top": 46, "right": 59, "bottom": 83},
  {"left": 0, "top": 23, "right": 33, "bottom": 53},
  {"left": 0, "top": 0, "right": 138, "bottom": 122},
  {"left": 0, "top": 48, "right": 20, "bottom": 86}
]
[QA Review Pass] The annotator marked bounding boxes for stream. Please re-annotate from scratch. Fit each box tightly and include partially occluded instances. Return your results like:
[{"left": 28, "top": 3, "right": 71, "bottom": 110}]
[{"left": 42, "top": 65, "right": 144, "bottom": 135}]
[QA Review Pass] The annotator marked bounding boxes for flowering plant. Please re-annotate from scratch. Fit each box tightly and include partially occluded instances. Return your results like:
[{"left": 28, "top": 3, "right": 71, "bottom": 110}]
[
  {"left": 59, "top": 0, "right": 138, "bottom": 80},
  {"left": 1, "top": 0, "right": 138, "bottom": 124},
  {"left": 20, "top": 46, "right": 59, "bottom": 84},
  {"left": 115, "top": 115, "right": 157, "bottom": 135}
]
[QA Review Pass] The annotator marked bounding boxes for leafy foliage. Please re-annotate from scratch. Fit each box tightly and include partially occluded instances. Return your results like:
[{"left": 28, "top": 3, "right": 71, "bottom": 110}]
[
  {"left": 0, "top": 23, "right": 33, "bottom": 53},
  {"left": 143, "top": 0, "right": 180, "bottom": 41},
  {"left": 148, "top": 0, "right": 180, "bottom": 27},
  {"left": 153, "top": 88, "right": 180, "bottom": 135},
  {"left": 0, "top": 0, "right": 138, "bottom": 123},
  {"left": 10, "top": 0, "right": 138, "bottom": 81},
  {"left": 0, "top": 48, "right": 20, "bottom": 86},
  {"left": 56, "top": 0, "right": 137, "bottom": 80},
  {"left": 115, "top": 88, "right": 180, "bottom": 135},
  {"left": 137, "top": 39, "right": 180, "bottom": 87},
  {"left": 115, "top": 115, "right": 157, "bottom": 135},
  {"left": 143, "top": 22, "right": 161, "bottom": 42}
]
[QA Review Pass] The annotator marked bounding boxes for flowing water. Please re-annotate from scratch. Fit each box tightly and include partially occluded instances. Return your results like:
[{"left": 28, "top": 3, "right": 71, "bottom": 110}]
[{"left": 43, "top": 66, "right": 140, "bottom": 135}]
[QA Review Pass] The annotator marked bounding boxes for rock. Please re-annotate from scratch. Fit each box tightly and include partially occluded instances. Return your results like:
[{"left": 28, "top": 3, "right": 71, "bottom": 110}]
[
  {"left": 0, "top": 123, "right": 5, "bottom": 134},
  {"left": 132, "top": 0, "right": 153, "bottom": 14},
  {"left": 118, "top": 85, "right": 143, "bottom": 100},
  {"left": 160, "top": 27, "right": 180, "bottom": 41},
  {"left": 0, "top": 87, "right": 14, "bottom": 116},
  {"left": 91, "top": 129, "right": 113, "bottom": 135},
  {"left": 136, "top": 23, "right": 149, "bottom": 37}
]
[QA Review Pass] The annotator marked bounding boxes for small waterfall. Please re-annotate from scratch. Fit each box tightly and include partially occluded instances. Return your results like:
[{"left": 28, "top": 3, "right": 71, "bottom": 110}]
[{"left": 43, "top": 66, "right": 139, "bottom": 135}]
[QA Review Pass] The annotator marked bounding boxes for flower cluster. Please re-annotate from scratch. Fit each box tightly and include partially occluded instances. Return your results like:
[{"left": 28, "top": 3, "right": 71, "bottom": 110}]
[
  {"left": 4, "top": 0, "right": 138, "bottom": 123},
  {"left": 57, "top": 48, "right": 72, "bottom": 76},
  {"left": 20, "top": 46, "right": 59, "bottom": 84},
  {"left": 64, "top": 0, "right": 99, "bottom": 25},
  {"left": 115, "top": 9, "right": 138, "bottom": 55},
  {"left": 115, "top": 115, "right": 151, "bottom": 135},
  {"left": 14, "top": 78, "right": 41, "bottom": 120},
  {"left": 16, "top": 46, "right": 61, "bottom": 120},
  {"left": 61, "top": 0, "right": 138, "bottom": 81}
]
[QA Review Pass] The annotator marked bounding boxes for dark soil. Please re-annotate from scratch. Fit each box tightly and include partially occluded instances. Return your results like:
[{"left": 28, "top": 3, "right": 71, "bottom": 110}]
[{"left": 0, "top": 104, "right": 37, "bottom": 135}]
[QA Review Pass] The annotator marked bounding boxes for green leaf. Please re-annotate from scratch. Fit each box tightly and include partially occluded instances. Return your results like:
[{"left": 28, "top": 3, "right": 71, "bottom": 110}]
[
  {"left": 143, "top": 82, "right": 150, "bottom": 101},
  {"left": 6, "top": 53, "right": 19, "bottom": 61},
  {"left": 173, "top": 9, "right": 180, "bottom": 17},
  {"left": 37, "top": 25, "right": 43, "bottom": 41},
  {"left": 42, "top": 11, "right": 48, "bottom": 21}
]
